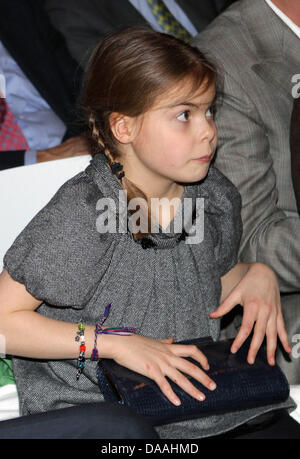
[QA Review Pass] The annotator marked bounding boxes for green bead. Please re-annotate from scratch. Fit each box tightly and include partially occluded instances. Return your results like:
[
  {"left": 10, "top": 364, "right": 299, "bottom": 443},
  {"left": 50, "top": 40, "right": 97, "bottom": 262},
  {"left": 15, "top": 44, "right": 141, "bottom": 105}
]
[{"left": 78, "top": 323, "right": 85, "bottom": 332}]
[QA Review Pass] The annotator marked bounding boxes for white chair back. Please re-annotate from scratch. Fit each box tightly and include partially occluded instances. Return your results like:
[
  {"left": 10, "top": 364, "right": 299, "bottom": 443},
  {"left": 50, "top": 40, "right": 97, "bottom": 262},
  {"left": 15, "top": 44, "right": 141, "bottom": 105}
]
[{"left": 0, "top": 155, "right": 92, "bottom": 268}]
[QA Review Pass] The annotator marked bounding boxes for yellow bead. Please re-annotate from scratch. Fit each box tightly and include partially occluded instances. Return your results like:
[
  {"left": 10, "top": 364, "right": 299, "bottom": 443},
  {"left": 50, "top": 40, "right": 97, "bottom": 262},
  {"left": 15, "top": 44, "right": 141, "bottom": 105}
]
[{"left": 78, "top": 323, "right": 85, "bottom": 332}]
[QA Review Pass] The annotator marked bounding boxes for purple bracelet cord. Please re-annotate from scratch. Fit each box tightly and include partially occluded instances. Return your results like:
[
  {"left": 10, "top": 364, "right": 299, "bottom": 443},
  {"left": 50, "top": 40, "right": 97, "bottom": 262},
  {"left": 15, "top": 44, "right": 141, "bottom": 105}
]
[{"left": 91, "top": 303, "right": 137, "bottom": 361}]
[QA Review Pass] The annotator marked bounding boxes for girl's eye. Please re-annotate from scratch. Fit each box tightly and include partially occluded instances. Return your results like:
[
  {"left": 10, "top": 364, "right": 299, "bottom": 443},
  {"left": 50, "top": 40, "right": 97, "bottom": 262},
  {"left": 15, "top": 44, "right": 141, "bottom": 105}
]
[
  {"left": 177, "top": 110, "right": 190, "bottom": 122},
  {"left": 206, "top": 106, "right": 215, "bottom": 118}
]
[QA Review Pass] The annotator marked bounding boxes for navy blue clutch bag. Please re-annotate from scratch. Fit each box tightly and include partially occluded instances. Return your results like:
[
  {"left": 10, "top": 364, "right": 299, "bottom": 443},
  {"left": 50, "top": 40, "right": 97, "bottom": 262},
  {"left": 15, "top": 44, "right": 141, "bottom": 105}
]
[{"left": 97, "top": 336, "right": 290, "bottom": 426}]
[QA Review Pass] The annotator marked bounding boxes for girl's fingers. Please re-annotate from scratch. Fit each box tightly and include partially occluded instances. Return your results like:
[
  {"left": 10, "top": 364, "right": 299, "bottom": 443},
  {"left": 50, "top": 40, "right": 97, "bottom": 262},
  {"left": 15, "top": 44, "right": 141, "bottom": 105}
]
[
  {"left": 247, "top": 311, "right": 270, "bottom": 364},
  {"left": 277, "top": 310, "right": 292, "bottom": 354},
  {"left": 265, "top": 318, "right": 278, "bottom": 366},
  {"left": 152, "top": 365, "right": 208, "bottom": 407},
  {"left": 170, "top": 344, "right": 210, "bottom": 371},
  {"left": 164, "top": 367, "right": 207, "bottom": 404},
  {"left": 230, "top": 307, "right": 256, "bottom": 354},
  {"left": 159, "top": 360, "right": 216, "bottom": 406},
  {"left": 209, "top": 289, "right": 241, "bottom": 319},
  {"left": 151, "top": 345, "right": 216, "bottom": 406},
  {"left": 172, "top": 356, "right": 216, "bottom": 393},
  {"left": 153, "top": 374, "right": 182, "bottom": 406}
]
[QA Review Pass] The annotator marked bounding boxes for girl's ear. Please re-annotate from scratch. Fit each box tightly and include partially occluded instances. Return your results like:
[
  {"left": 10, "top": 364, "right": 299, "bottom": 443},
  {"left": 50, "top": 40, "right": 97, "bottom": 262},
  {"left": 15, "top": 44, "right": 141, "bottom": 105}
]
[{"left": 109, "top": 112, "right": 138, "bottom": 144}]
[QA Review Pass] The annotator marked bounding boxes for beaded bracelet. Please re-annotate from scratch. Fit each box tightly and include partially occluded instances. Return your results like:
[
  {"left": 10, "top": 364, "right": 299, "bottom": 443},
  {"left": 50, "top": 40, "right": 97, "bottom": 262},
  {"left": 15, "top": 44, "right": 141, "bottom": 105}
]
[
  {"left": 75, "top": 320, "right": 86, "bottom": 380},
  {"left": 91, "top": 303, "right": 137, "bottom": 362}
]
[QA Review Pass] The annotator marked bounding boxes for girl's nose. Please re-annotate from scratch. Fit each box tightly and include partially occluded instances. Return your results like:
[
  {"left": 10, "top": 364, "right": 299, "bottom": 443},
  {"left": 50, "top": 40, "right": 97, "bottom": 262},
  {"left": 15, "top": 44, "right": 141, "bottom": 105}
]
[{"left": 199, "top": 119, "right": 216, "bottom": 143}]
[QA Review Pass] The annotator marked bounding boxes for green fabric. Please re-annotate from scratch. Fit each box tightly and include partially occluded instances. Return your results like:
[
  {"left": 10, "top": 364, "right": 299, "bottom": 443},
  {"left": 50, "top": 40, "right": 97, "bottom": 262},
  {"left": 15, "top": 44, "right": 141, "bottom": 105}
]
[{"left": 0, "top": 357, "right": 15, "bottom": 386}]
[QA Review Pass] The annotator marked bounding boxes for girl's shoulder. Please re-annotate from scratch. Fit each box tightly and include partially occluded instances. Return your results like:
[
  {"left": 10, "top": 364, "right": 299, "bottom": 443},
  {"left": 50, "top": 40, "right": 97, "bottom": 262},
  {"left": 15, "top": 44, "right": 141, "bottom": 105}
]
[
  {"left": 196, "top": 165, "right": 243, "bottom": 278},
  {"left": 199, "top": 165, "right": 242, "bottom": 207},
  {"left": 3, "top": 170, "right": 114, "bottom": 307},
  {"left": 47, "top": 169, "right": 105, "bottom": 217}
]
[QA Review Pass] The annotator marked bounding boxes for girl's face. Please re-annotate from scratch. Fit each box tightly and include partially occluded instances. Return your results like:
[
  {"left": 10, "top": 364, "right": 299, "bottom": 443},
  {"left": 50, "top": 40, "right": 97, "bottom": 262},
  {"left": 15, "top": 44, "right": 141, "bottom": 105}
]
[{"left": 124, "top": 79, "right": 217, "bottom": 195}]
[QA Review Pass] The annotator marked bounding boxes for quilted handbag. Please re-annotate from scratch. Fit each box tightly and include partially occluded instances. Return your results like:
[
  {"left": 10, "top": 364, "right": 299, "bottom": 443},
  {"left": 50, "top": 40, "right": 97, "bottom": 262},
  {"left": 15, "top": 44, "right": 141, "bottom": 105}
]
[{"left": 97, "top": 336, "right": 290, "bottom": 426}]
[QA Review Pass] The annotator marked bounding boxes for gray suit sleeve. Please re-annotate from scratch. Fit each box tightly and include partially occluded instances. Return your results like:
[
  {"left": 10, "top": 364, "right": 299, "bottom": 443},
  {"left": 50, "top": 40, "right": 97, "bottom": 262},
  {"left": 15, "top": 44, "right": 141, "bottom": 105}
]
[
  {"left": 213, "top": 72, "right": 300, "bottom": 292},
  {"left": 45, "top": 0, "right": 104, "bottom": 67},
  {"left": 45, "top": 0, "right": 148, "bottom": 68}
]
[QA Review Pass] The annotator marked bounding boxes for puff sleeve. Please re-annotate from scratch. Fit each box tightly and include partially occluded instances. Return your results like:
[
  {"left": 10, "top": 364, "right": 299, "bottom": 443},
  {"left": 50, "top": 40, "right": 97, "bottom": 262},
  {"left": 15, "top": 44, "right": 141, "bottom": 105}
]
[
  {"left": 3, "top": 172, "right": 114, "bottom": 308},
  {"left": 201, "top": 165, "right": 243, "bottom": 277}
]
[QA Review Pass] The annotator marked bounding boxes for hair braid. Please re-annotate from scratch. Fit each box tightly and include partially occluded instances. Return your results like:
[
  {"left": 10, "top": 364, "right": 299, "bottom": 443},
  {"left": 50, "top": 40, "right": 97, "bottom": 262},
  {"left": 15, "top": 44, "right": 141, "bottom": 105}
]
[
  {"left": 88, "top": 111, "right": 150, "bottom": 241},
  {"left": 88, "top": 112, "right": 120, "bottom": 174},
  {"left": 88, "top": 112, "right": 106, "bottom": 152}
]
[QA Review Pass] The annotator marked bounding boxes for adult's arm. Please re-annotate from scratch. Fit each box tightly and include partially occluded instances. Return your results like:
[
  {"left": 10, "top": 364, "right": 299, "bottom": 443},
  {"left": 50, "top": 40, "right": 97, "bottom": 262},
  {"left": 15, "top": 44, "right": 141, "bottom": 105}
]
[
  {"left": 213, "top": 72, "right": 300, "bottom": 292},
  {"left": 0, "top": 136, "right": 90, "bottom": 170}
]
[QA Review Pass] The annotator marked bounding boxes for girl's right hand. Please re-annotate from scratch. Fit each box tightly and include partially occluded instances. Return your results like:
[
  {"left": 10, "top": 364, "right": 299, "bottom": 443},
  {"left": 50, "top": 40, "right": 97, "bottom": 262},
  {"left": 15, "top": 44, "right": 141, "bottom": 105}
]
[{"left": 111, "top": 334, "right": 217, "bottom": 406}]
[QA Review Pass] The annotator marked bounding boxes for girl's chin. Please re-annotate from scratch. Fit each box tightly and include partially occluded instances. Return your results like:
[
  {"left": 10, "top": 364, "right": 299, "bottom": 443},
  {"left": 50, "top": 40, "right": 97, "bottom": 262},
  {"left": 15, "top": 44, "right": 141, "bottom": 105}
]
[
  {"left": 187, "top": 164, "right": 210, "bottom": 183},
  {"left": 167, "top": 163, "right": 211, "bottom": 185}
]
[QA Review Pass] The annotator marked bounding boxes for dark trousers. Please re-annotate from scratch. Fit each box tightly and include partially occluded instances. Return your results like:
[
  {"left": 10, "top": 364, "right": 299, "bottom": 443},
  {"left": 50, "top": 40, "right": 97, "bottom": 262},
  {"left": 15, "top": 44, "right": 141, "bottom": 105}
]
[
  {"left": 0, "top": 404, "right": 299, "bottom": 439},
  {"left": 0, "top": 150, "right": 25, "bottom": 171},
  {"left": 0, "top": 402, "right": 159, "bottom": 439}
]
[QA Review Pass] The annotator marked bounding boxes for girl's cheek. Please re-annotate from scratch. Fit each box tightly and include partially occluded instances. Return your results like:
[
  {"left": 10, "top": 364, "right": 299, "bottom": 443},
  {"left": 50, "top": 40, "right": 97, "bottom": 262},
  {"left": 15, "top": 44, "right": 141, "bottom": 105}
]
[
  {"left": 164, "top": 154, "right": 176, "bottom": 168},
  {"left": 162, "top": 152, "right": 179, "bottom": 169},
  {"left": 168, "top": 155, "right": 185, "bottom": 169}
]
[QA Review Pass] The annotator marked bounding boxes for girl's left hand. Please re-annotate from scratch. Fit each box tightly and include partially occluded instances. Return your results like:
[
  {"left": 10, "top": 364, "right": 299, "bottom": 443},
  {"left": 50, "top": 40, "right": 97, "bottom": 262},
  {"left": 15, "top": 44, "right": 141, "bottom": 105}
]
[{"left": 209, "top": 263, "right": 292, "bottom": 365}]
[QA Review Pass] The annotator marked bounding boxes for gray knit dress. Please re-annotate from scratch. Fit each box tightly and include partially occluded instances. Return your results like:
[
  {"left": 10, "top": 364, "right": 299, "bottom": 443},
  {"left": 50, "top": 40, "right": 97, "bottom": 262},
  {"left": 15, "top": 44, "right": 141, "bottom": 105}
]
[{"left": 3, "top": 153, "right": 295, "bottom": 438}]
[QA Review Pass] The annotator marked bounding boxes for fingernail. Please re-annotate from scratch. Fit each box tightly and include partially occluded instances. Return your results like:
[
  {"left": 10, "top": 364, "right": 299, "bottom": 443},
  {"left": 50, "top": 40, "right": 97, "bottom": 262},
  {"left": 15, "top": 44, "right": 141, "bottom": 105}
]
[
  {"left": 209, "top": 382, "right": 217, "bottom": 390},
  {"left": 173, "top": 398, "right": 181, "bottom": 406},
  {"left": 197, "top": 393, "right": 205, "bottom": 401},
  {"left": 248, "top": 357, "right": 254, "bottom": 364},
  {"left": 231, "top": 347, "right": 237, "bottom": 354}
]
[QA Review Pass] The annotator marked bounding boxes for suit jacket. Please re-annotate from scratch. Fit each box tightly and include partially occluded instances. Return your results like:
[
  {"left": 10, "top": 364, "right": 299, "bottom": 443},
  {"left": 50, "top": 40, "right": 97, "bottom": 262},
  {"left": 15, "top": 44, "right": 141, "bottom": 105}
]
[
  {"left": 0, "top": 0, "right": 84, "bottom": 169},
  {"left": 193, "top": 0, "right": 300, "bottom": 292},
  {"left": 45, "top": 0, "right": 236, "bottom": 68},
  {"left": 290, "top": 97, "right": 300, "bottom": 211}
]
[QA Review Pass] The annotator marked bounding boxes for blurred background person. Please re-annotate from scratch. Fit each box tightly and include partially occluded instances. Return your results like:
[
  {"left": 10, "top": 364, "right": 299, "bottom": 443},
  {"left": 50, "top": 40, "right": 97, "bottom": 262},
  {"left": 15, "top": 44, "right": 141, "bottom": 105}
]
[
  {"left": 44, "top": 0, "right": 237, "bottom": 69},
  {"left": 193, "top": 0, "right": 300, "bottom": 383},
  {"left": 0, "top": 0, "right": 89, "bottom": 171}
]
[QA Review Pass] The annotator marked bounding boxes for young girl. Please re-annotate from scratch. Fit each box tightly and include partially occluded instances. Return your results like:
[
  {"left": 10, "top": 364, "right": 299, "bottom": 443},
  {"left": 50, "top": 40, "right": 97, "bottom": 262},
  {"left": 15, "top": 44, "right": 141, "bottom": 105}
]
[{"left": 0, "top": 27, "right": 296, "bottom": 439}]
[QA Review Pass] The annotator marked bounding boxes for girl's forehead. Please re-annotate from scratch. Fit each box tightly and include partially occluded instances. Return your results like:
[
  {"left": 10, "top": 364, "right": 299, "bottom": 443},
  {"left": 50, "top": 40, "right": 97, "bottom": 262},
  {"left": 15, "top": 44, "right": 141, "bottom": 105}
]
[{"left": 152, "top": 79, "right": 216, "bottom": 110}]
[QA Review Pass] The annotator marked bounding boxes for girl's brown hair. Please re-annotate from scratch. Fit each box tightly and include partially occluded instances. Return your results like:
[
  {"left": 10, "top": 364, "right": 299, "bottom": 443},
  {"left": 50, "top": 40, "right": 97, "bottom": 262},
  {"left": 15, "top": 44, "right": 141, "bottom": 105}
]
[{"left": 80, "top": 27, "right": 216, "bottom": 240}]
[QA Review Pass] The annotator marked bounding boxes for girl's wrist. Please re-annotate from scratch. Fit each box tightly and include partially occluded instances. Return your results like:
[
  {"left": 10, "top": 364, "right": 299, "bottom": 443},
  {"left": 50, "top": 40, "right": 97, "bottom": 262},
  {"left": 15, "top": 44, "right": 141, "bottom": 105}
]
[
  {"left": 88, "top": 332, "right": 123, "bottom": 360},
  {"left": 87, "top": 304, "right": 137, "bottom": 362},
  {"left": 73, "top": 324, "right": 117, "bottom": 360}
]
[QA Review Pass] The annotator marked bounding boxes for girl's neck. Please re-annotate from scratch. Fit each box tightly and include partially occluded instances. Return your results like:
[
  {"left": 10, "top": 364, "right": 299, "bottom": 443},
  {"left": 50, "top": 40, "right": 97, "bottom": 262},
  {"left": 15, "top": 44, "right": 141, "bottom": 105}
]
[{"left": 121, "top": 154, "right": 184, "bottom": 202}]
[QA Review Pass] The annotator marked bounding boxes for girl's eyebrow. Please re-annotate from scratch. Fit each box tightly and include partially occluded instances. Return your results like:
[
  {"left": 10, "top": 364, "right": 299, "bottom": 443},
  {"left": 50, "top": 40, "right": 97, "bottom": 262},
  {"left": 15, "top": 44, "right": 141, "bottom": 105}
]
[
  {"left": 166, "top": 97, "right": 216, "bottom": 109},
  {"left": 154, "top": 95, "right": 216, "bottom": 111},
  {"left": 168, "top": 101, "right": 200, "bottom": 108}
]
